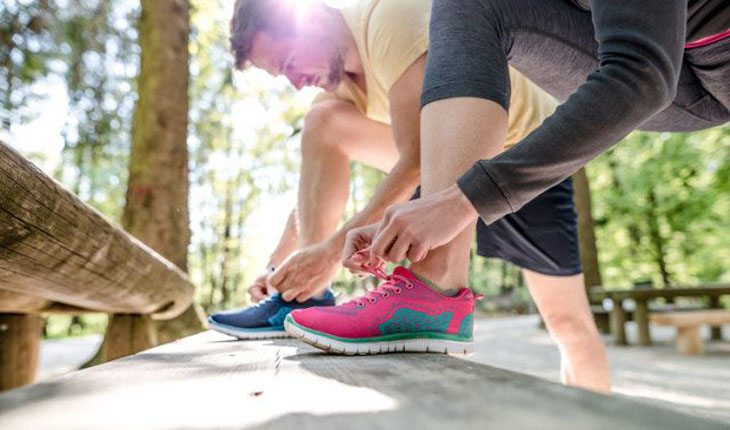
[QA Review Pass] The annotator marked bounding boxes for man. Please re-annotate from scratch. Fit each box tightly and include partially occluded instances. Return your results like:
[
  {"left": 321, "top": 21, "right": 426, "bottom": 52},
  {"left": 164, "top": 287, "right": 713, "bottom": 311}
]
[{"left": 210, "top": 0, "right": 610, "bottom": 392}]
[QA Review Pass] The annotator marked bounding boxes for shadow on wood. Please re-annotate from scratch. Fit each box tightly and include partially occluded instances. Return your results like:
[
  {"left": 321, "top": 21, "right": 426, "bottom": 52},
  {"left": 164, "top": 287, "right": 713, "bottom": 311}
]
[{"left": 0, "top": 331, "right": 726, "bottom": 430}]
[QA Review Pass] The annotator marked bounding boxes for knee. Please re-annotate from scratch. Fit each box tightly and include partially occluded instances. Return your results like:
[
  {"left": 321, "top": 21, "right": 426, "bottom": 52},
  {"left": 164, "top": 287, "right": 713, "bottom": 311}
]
[
  {"left": 301, "top": 100, "right": 351, "bottom": 155},
  {"left": 542, "top": 310, "right": 600, "bottom": 349}
]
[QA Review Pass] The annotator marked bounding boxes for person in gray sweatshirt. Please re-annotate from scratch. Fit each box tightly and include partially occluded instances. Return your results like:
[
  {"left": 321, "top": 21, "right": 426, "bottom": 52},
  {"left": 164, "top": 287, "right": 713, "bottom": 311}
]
[{"left": 343, "top": 0, "right": 728, "bottom": 392}]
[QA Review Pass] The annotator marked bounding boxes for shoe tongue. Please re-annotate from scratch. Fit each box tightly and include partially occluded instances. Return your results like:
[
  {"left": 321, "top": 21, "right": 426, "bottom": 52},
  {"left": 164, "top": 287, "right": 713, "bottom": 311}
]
[{"left": 392, "top": 266, "right": 419, "bottom": 281}]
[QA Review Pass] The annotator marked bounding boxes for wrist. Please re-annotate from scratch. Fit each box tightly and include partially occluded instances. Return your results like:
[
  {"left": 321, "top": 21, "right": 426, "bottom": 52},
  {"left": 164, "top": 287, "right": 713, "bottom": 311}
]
[
  {"left": 449, "top": 184, "right": 479, "bottom": 223},
  {"left": 321, "top": 235, "right": 345, "bottom": 264}
]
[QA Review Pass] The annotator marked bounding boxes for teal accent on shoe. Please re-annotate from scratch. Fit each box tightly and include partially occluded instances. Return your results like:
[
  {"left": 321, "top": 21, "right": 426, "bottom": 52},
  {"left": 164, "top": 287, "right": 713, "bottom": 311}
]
[
  {"left": 377, "top": 308, "right": 453, "bottom": 335},
  {"left": 266, "top": 306, "right": 293, "bottom": 327},
  {"left": 286, "top": 315, "right": 471, "bottom": 343},
  {"left": 458, "top": 313, "right": 473, "bottom": 337}
]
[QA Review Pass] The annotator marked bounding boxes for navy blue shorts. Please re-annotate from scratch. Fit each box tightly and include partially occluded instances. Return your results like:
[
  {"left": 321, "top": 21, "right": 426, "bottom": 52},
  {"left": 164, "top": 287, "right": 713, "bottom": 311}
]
[{"left": 413, "top": 177, "right": 582, "bottom": 277}]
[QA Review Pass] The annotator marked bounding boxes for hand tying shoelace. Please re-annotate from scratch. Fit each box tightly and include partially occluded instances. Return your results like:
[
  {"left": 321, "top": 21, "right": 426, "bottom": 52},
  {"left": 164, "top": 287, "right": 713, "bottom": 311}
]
[{"left": 349, "top": 249, "right": 414, "bottom": 308}]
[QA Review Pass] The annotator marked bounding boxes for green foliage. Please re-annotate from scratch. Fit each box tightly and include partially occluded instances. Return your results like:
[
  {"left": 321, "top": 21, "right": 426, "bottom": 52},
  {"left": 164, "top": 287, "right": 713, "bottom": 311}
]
[
  {"left": 590, "top": 127, "right": 730, "bottom": 288},
  {"left": 0, "top": 0, "right": 56, "bottom": 127}
]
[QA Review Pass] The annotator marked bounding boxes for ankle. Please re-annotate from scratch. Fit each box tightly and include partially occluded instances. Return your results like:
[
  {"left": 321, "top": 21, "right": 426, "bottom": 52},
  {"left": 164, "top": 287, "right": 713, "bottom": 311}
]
[
  {"left": 410, "top": 270, "right": 459, "bottom": 297},
  {"left": 409, "top": 263, "right": 465, "bottom": 294}
]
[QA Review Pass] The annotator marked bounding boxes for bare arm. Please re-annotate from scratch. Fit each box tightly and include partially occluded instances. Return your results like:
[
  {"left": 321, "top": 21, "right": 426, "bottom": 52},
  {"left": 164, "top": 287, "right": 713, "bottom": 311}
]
[
  {"left": 322, "top": 54, "right": 428, "bottom": 258},
  {"left": 267, "top": 208, "right": 299, "bottom": 268}
]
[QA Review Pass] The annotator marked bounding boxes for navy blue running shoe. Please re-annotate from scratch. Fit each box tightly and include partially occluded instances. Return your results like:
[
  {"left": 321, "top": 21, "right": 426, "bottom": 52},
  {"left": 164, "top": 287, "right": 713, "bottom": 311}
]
[{"left": 207, "top": 290, "right": 336, "bottom": 339}]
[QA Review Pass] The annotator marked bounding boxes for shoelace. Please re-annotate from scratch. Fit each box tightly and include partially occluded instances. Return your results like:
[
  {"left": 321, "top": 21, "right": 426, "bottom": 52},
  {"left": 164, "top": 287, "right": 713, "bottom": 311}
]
[
  {"left": 351, "top": 255, "right": 414, "bottom": 308},
  {"left": 251, "top": 293, "right": 280, "bottom": 308},
  {"left": 349, "top": 250, "right": 485, "bottom": 307}
]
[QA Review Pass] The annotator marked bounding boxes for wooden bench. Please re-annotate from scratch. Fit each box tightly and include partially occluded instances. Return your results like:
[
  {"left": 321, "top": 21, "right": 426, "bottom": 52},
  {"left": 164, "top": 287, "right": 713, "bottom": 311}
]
[
  {"left": 0, "top": 331, "right": 726, "bottom": 430},
  {"left": 590, "top": 285, "right": 730, "bottom": 346},
  {"left": 650, "top": 310, "right": 730, "bottom": 355},
  {"left": 0, "top": 141, "right": 195, "bottom": 390}
]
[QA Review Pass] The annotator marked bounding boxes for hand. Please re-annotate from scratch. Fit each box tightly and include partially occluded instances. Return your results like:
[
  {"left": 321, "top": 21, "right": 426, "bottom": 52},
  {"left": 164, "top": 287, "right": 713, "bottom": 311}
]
[
  {"left": 268, "top": 242, "right": 340, "bottom": 303},
  {"left": 342, "top": 223, "right": 382, "bottom": 275},
  {"left": 248, "top": 269, "right": 276, "bottom": 303},
  {"left": 370, "top": 185, "right": 479, "bottom": 264}
]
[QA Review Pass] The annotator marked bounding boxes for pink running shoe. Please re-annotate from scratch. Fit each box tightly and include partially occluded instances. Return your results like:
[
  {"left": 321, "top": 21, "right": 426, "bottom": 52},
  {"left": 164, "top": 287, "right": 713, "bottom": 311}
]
[{"left": 284, "top": 265, "right": 478, "bottom": 355}]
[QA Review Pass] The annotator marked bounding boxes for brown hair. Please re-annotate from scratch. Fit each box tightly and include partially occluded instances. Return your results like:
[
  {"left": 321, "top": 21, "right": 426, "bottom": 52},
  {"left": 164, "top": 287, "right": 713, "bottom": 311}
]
[{"left": 230, "top": 0, "right": 296, "bottom": 69}]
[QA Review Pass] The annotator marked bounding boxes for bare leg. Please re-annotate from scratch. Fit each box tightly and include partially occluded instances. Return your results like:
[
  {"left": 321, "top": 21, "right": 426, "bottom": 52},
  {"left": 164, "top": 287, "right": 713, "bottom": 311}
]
[
  {"left": 524, "top": 270, "right": 611, "bottom": 393},
  {"left": 410, "top": 98, "right": 508, "bottom": 290},
  {"left": 298, "top": 100, "right": 398, "bottom": 247}
]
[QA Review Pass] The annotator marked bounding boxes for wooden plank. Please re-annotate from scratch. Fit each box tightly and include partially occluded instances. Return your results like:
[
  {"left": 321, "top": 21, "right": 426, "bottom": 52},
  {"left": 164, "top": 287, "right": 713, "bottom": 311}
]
[
  {"left": 0, "top": 313, "right": 41, "bottom": 391},
  {"left": 1, "top": 331, "right": 726, "bottom": 430},
  {"left": 650, "top": 310, "right": 730, "bottom": 328},
  {"left": 590, "top": 284, "right": 730, "bottom": 301},
  {"left": 0, "top": 141, "right": 194, "bottom": 319},
  {"left": 0, "top": 290, "right": 49, "bottom": 313}
]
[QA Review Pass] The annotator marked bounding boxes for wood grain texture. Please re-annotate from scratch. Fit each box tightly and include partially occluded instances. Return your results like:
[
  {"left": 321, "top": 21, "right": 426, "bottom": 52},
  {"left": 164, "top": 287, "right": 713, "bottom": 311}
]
[
  {"left": 0, "top": 290, "right": 49, "bottom": 313},
  {"left": 0, "top": 331, "right": 726, "bottom": 430},
  {"left": 0, "top": 141, "right": 194, "bottom": 319},
  {"left": 650, "top": 310, "right": 730, "bottom": 327},
  {"left": 590, "top": 284, "right": 730, "bottom": 301},
  {"left": 0, "top": 314, "right": 41, "bottom": 390}
]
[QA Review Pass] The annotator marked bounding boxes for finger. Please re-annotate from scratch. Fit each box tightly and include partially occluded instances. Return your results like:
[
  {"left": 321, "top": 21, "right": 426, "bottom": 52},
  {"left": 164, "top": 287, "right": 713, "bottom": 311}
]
[
  {"left": 387, "top": 234, "right": 412, "bottom": 263},
  {"left": 343, "top": 259, "right": 369, "bottom": 276},
  {"left": 296, "top": 289, "right": 316, "bottom": 303},
  {"left": 406, "top": 243, "right": 428, "bottom": 263},
  {"left": 269, "top": 266, "right": 289, "bottom": 288},
  {"left": 249, "top": 285, "right": 267, "bottom": 302},
  {"left": 370, "top": 224, "right": 397, "bottom": 265},
  {"left": 281, "top": 288, "right": 300, "bottom": 302}
]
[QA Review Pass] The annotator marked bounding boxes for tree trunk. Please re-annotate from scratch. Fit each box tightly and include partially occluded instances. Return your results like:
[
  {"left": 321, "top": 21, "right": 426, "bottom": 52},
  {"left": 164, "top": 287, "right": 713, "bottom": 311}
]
[
  {"left": 647, "top": 190, "right": 672, "bottom": 287},
  {"left": 90, "top": 0, "right": 202, "bottom": 363},
  {"left": 572, "top": 168, "right": 603, "bottom": 293}
]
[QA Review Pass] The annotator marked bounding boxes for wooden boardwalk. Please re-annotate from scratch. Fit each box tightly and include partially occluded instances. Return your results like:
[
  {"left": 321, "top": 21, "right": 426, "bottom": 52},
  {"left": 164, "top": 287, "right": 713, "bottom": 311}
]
[{"left": 0, "top": 331, "right": 727, "bottom": 430}]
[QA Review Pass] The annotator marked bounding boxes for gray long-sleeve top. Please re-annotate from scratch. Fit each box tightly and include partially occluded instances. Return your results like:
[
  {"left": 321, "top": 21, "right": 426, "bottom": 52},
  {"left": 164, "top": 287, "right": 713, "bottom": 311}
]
[{"left": 452, "top": 0, "right": 728, "bottom": 224}]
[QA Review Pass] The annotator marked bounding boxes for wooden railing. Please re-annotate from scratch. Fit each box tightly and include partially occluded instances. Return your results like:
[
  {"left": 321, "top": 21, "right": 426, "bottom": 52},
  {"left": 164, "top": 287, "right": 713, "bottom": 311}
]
[{"left": 0, "top": 141, "right": 195, "bottom": 390}]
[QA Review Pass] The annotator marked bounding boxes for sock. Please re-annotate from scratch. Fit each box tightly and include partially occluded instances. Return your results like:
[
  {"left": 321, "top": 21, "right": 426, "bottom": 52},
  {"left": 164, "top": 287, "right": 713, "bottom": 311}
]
[{"left": 411, "top": 270, "right": 459, "bottom": 297}]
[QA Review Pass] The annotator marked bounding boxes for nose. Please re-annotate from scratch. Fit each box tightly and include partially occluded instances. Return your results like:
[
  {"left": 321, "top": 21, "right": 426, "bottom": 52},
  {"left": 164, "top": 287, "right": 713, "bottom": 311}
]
[{"left": 285, "top": 72, "right": 304, "bottom": 90}]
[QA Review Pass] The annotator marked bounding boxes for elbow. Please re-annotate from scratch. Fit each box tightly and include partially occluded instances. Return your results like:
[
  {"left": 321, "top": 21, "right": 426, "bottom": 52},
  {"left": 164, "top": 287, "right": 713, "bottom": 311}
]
[
  {"left": 640, "top": 64, "right": 678, "bottom": 113},
  {"left": 599, "top": 40, "right": 681, "bottom": 116},
  {"left": 610, "top": 52, "right": 680, "bottom": 115}
]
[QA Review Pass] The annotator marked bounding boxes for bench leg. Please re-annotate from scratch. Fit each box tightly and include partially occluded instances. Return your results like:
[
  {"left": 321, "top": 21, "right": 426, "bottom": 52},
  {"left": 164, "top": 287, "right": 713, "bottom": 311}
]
[
  {"left": 610, "top": 300, "right": 627, "bottom": 346},
  {"left": 676, "top": 326, "right": 704, "bottom": 355},
  {"left": 0, "top": 313, "right": 42, "bottom": 391},
  {"left": 102, "top": 314, "right": 157, "bottom": 362},
  {"left": 709, "top": 297, "right": 723, "bottom": 341},
  {"left": 635, "top": 300, "right": 651, "bottom": 346}
]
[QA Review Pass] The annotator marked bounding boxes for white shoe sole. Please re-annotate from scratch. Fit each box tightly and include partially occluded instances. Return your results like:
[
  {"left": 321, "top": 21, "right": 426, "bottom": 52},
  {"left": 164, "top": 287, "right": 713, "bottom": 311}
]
[
  {"left": 284, "top": 319, "right": 473, "bottom": 356},
  {"left": 208, "top": 320, "right": 292, "bottom": 340}
]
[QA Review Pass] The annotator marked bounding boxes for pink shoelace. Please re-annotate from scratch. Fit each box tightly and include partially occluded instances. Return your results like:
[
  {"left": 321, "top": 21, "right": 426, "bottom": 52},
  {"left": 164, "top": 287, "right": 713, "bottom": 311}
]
[
  {"left": 348, "top": 250, "right": 484, "bottom": 307},
  {"left": 351, "top": 252, "right": 413, "bottom": 308}
]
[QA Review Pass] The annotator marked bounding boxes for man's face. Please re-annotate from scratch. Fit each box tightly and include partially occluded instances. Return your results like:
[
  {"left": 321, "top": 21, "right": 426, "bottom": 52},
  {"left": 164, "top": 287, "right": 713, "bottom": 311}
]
[{"left": 248, "top": 30, "right": 344, "bottom": 92}]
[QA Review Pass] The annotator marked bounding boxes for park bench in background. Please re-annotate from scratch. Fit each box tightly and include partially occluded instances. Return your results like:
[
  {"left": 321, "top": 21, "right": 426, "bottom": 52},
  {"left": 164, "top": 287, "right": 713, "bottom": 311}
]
[
  {"left": 590, "top": 283, "right": 730, "bottom": 347},
  {"left": 0, "top": 331, "right": 727, "bottom": 430},
  {"left": 0, "top": 141, "right": 195, "bottom": 391},
  {"left": 650, "top": 310, "right": 730, "bottom": 355}
]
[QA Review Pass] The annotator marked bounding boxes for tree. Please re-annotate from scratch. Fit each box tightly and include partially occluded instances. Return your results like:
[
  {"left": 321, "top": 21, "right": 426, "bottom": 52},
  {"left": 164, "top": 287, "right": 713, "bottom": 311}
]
[
  {"left": 123, "top": 0, "right": 204, "bottom": 344},
  {"left": 573, "top": 168, "right": 603, "bottom": 291},
  {"left": 88, "top": 0, "right": 203, "bottom": 363}
]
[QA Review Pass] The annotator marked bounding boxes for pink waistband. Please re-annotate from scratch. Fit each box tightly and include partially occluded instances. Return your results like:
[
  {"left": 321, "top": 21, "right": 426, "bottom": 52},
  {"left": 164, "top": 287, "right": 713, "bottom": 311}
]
[{"left": 685, "top": 29, "right": 730, "bottom": 49}]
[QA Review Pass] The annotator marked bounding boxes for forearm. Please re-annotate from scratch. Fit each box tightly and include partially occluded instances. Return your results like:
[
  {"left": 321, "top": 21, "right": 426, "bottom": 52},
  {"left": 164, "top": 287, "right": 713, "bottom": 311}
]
[
  {"left": 267, "top": 209, "right": 299, "bottom": 267},
  {"left": 327, "top": 158, "right": 421, "bottom": 251}
]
